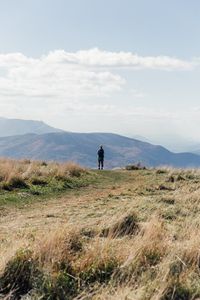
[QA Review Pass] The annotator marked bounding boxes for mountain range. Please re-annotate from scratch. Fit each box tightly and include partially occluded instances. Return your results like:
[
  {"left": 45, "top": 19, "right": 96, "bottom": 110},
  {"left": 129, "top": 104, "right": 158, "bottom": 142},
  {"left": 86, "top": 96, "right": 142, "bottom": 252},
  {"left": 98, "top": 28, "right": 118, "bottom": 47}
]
[
  {"left": 0, "top": 117, "right": 200, "bottom": 168},
  {"left": 0, "top": 117, "right": 62, "bottom": 137}
]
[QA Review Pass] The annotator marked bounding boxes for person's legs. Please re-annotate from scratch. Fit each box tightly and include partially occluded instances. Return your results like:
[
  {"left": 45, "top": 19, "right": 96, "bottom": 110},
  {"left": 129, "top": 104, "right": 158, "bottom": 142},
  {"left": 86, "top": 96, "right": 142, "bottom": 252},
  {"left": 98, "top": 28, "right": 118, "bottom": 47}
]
[
  {"left": 98, "top": 159, "right": 100, "bottom": 169},
  {"left": 101, "top": 160, "right": 104, "bottom": 170}
]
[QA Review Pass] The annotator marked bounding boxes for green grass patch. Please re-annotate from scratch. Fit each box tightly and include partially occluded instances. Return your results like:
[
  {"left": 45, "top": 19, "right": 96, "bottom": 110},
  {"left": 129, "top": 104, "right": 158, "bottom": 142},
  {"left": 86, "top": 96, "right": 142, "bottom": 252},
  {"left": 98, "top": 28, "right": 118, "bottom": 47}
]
[
  {"left": 0, "top": 172, "right": 96, "bottom": 207},
  {"left": 0, "top": 169, "right": 137, "bottom": 208}
]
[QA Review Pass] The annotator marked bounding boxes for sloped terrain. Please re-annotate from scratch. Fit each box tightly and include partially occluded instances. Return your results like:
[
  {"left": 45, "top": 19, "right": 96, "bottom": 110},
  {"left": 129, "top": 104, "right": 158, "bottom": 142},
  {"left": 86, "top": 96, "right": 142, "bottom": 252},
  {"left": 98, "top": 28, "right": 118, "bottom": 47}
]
[
  {"left": 0, "top": 117, "right": 62, "bottom": 137},
  {"left": 1, "top": 161, "right": 200, "bottom": 299},
  {"left": 0, "top": 132, "right": 200, "bottom": 168}
]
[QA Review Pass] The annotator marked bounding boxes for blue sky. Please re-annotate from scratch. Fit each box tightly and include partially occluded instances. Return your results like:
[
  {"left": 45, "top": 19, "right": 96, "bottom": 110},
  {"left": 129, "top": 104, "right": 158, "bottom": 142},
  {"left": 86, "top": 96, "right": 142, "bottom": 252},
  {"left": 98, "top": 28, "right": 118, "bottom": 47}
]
[
  {"left": 0, "top": 0, "right": 199, "bottom": 57},
  {"left": 0, "top": 0, "right": 200, "bottom": 150}
]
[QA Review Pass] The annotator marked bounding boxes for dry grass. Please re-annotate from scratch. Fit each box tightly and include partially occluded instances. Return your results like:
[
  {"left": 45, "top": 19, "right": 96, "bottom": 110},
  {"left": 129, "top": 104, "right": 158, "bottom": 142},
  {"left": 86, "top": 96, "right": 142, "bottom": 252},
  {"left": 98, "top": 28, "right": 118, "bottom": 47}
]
[
  {"left": 100, "top": 212, "right": 139, "bottom": 238},
  {"left": 0, "top": 159, "right": 87, "bottom": 195},
  {"left": 1, "top": 164, "right": 200, "bottom": 298},
  {"left": 0, "top": 158, "right": 85, "bottom": 183}
]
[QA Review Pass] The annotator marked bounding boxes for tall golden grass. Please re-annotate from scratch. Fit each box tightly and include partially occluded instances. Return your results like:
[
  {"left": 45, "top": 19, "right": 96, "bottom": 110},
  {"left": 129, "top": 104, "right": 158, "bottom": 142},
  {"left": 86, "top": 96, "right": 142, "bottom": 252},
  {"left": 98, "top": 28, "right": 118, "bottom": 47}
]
[{"left": 0, "top": 158, "right": 85, "bottom": 184}]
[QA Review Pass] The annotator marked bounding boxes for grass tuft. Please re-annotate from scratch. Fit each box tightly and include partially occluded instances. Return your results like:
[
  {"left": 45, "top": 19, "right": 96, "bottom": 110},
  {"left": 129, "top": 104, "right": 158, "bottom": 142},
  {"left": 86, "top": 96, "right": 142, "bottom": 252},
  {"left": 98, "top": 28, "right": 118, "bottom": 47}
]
[
  {"left": 2, "top": 176, "right": 28, "bottom": 191},
  {"left": 161, "top": 282, "right": 192, "bottom": 300},
  {"left": 125, "top": 162, "right": 146, "bottom": 170},
  {"left": 0, "top": 250, "right": 41, "bottom": 299},
  {"left": 101, "top": 213, "right": 139, "bottom": 238}
]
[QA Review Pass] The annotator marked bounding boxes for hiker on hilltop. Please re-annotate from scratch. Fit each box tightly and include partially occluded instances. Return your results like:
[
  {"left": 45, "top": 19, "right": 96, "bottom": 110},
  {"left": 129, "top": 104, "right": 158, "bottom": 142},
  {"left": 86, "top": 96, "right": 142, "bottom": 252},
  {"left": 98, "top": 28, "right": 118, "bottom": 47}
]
[{"left": 97, "top": 145, "right": 104, "bottom": 170}]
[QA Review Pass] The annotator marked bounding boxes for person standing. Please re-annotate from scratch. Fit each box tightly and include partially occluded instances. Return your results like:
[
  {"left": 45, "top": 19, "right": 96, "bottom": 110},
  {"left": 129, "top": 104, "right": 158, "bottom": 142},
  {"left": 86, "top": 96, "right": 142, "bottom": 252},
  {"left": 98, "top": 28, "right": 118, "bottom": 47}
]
[{"left": 97, "top": 145, "right": 104, "bottom": 170}]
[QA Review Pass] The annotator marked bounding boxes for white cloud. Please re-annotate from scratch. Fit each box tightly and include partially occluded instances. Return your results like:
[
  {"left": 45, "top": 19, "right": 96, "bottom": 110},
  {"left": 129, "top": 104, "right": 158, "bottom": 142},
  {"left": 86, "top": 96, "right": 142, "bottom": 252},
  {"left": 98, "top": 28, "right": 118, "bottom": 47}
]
[
  {"left": 0, "top": 49, "right": 194, "bottom": 102},
  {"left": 0, "top": 55, "right": 124, "bottom": 99},
  {"left": 0, "top": 50, "right": 128, "bottom": 121},
  {"left": 0, "top": 48, "right": 196, "bottom": 124},
  {"left": 45, "top": 48, "right": 194, "bottom": 70}
]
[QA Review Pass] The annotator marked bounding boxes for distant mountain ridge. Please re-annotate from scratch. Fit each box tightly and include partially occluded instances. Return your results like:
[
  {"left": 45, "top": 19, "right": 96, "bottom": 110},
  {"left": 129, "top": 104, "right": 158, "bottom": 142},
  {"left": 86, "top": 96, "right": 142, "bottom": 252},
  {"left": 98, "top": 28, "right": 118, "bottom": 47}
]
[
  {"left": 0, "top": 117, "right": 62, "bottom": 137},
  {"left": 0, "top": 131, "right": 200, "bottom": 168}
]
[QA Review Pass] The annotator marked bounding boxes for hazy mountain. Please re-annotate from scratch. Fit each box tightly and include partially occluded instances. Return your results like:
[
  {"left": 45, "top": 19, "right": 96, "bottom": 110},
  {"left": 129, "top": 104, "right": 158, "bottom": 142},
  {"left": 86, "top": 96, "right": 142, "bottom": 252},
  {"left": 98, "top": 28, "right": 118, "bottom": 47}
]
[
  {"left": 131, "top": 134, "right": 198, "bottom": 153},
  {"left": 189, "top": 147, "right": 200, "bottom": 155},
  {"left": 0, "top": 132, "right": 200, "bottom": 168},
  {"left": 153, "top": 136, "right": 198, "bottom": 153},
  {"left": 0, "top": 117, "right": 63, "bottom": 137},
  {"left": 130, "top": 135, "right": 151, "bottom": 143}
]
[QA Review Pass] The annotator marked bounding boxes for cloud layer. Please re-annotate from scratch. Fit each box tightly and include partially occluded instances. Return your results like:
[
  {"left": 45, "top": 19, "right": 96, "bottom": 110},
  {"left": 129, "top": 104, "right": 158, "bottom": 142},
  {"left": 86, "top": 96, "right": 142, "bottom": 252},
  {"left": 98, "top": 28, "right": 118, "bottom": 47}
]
[
  {"left": 0, "top": 48, "right": 196, "bottom": 125},
  {"left": 46, "top": 48, "right": 193, "bottom": 70},
  {"left": 0, "top": 48, "right": 194, "bottom": 100},
  {"left": 0, "top": 51, "right": 125, "bottom": 100}
]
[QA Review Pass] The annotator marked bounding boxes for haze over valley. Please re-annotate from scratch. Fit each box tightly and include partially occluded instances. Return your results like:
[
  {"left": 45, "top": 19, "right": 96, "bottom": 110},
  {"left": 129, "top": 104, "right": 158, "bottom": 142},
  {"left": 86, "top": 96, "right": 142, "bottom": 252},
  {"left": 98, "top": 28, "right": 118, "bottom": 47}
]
[{"left": 0, "top": 117, "right": 200, "bottom": 168}]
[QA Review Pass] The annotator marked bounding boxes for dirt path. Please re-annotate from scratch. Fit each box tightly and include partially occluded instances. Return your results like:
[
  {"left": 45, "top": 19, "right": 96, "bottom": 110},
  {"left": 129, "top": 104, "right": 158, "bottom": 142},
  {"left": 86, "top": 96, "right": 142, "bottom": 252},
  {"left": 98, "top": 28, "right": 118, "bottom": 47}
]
[
  {"left": 0, "top": 170, "right": 167, "bottom": 271},
  {"left": 0, "top": 171, "right": 142, "bottom": 236},
  {"left": 0, "top": 178, "right": 137, "bottom": 270}
]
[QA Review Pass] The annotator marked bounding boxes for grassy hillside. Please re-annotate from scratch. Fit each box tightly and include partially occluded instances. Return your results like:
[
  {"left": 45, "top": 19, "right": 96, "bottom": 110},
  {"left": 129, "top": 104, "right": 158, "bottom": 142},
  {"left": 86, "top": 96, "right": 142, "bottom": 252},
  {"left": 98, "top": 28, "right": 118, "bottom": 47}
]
[{"left": 0, "top": 160, "right": 200, "bottom": 299}]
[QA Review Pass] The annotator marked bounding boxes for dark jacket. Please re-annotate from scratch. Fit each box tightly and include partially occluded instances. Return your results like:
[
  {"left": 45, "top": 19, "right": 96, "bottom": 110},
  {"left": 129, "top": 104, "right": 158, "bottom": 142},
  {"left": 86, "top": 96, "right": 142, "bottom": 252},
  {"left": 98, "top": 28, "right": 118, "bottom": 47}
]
[{"left": 98, "top": 148, "right": 104, "bottom": 160}]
